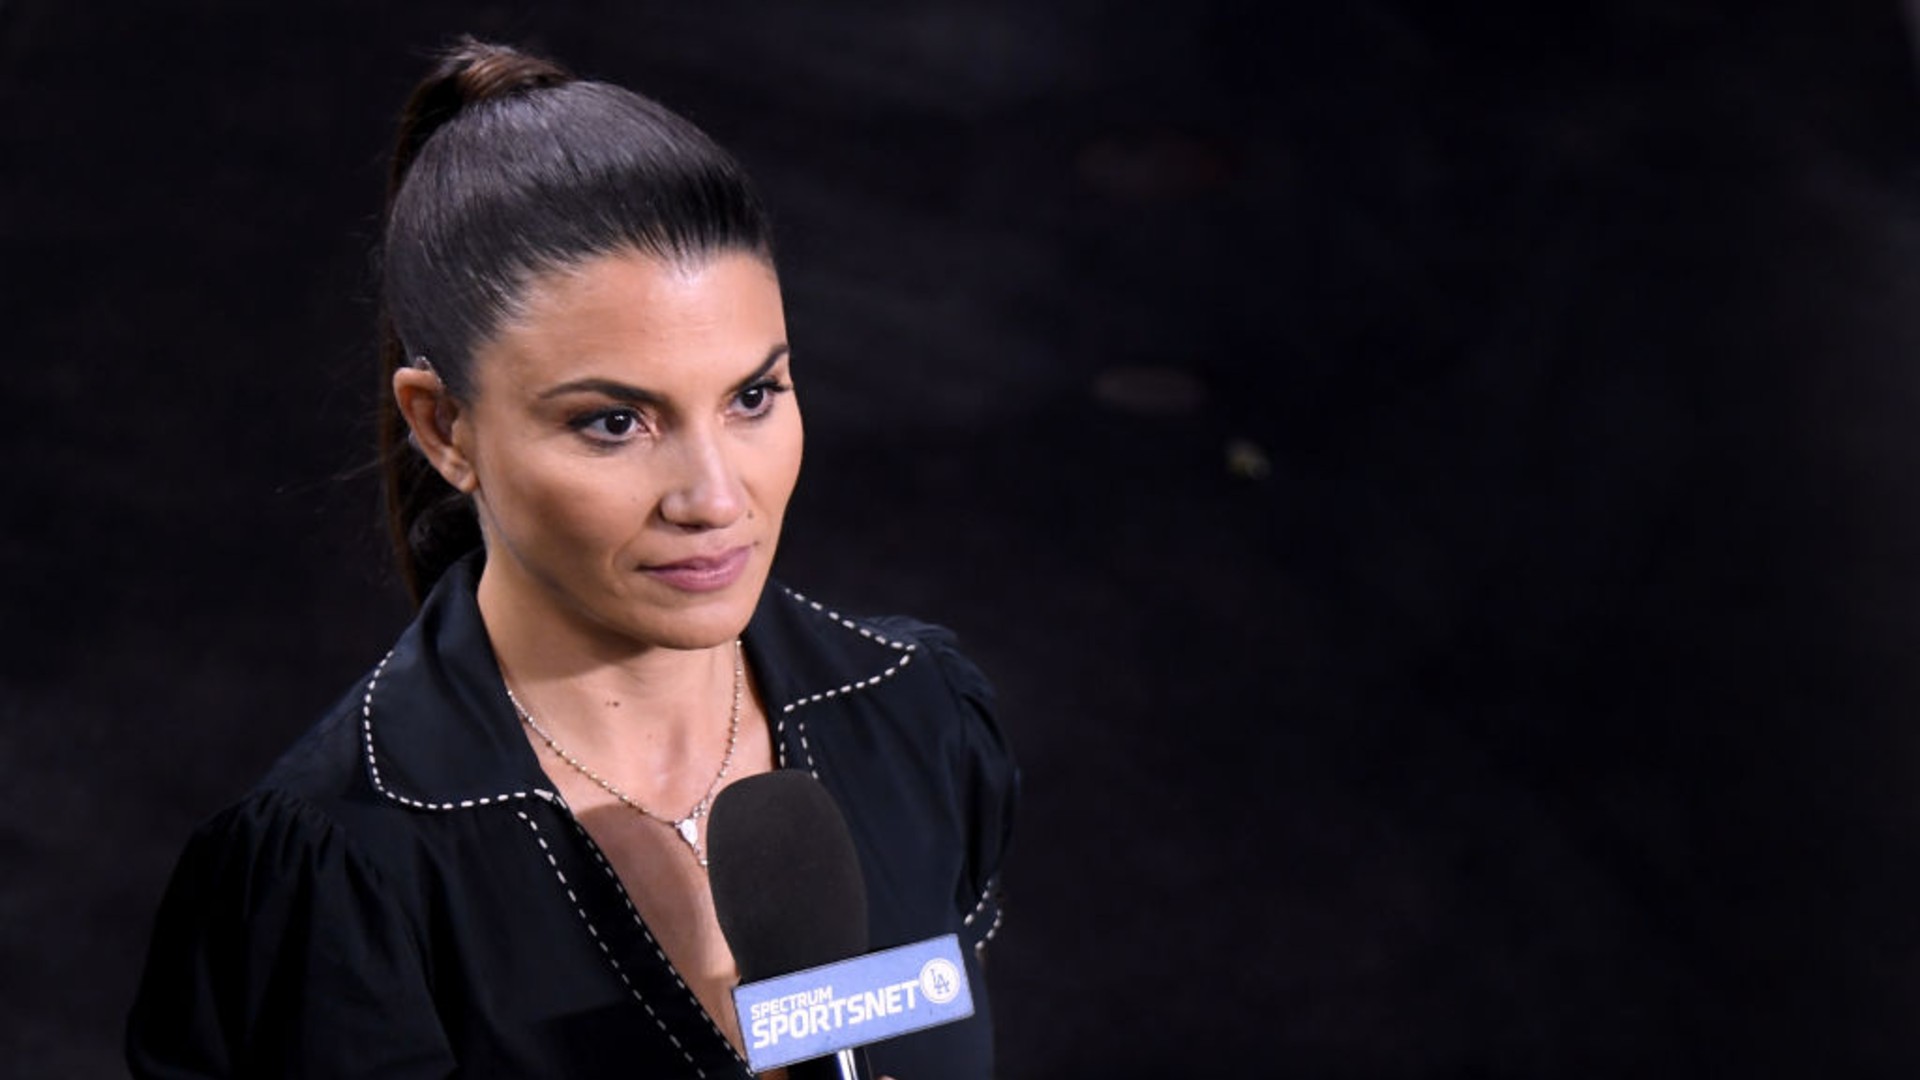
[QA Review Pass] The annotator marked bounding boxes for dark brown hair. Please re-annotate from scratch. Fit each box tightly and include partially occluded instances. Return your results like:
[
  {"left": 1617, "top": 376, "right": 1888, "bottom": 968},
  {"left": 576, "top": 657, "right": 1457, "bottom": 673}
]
[{"left": 378, "top": 37, "right": 774, "bottom": 601}]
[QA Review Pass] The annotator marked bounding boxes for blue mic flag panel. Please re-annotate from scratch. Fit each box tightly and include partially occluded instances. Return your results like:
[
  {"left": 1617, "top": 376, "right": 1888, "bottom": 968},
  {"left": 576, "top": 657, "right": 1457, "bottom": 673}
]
[{"left": 732, "top": 934, "right": 976, "bottom": 1072}]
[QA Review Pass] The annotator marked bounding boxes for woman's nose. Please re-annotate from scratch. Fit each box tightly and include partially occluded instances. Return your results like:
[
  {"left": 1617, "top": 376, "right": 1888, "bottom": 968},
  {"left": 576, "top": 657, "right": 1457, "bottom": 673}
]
[{"left": 658, "top": 428, "right": 747, "bottom": 530}]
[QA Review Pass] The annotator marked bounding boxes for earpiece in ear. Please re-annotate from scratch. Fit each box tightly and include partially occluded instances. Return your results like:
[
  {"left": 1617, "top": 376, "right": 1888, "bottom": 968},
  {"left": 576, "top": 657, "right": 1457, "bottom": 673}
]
[{"left": 403, "top": 357, "right": 439, "bottom": 452}]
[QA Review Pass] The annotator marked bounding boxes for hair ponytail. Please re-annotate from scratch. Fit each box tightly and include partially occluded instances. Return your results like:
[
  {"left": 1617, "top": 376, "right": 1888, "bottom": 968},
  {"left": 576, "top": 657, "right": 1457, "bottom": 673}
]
[
  {"left": 376, "top": 40, "right": 572, "bottom": 603},
  {"left": 376, "top": 36, "right": 773, "bottom": 604},
  {"left": 386, "top": 37, "right": 572, "bottom": 201}
]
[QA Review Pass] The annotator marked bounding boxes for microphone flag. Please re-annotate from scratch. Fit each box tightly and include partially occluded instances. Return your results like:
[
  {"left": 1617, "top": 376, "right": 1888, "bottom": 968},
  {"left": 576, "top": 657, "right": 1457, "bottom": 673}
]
[{"left": 731, "top": 933, "right": 975, "bottom": 1072}]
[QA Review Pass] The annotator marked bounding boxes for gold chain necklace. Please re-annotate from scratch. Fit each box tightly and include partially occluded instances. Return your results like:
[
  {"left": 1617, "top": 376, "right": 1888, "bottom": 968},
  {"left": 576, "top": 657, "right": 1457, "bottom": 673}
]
[{"left": 506, "top": 640, "right": 744, "bottom": 868}]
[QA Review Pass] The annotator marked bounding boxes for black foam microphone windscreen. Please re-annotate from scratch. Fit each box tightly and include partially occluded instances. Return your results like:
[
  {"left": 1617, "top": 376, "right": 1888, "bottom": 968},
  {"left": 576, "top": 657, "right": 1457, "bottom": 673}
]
[{"left": 707, "top": 769, "right": 869, "bottom": 982}]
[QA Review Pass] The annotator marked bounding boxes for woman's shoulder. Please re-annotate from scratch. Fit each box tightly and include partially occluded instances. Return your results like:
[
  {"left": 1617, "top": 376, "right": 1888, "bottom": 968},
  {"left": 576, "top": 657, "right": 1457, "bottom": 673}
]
[
  {"left": 751, "top": 583, "right": 1015, "bottom": 796},
  {"left": 147, "top": 784, "right": 431, "bottom": 982},
  {"left": 198, "top": 666, "right": 457, "bottom": 879},
  {"left": 187, "top": 765, "right": 431, "bottom": 898},
  {"left": 130, "top": 781, "right": 457, "bottom": 1076},
  {"left": 751, "top": 583, "right": 998, "bottom": 729},
  {"left": 250, "top": 676, "right": 380, "bottom": 802}
]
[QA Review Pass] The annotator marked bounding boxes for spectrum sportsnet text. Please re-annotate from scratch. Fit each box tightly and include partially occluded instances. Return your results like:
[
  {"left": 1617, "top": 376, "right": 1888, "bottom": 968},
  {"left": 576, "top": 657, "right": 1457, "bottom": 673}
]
[{"left": 749, "top": 979, "right": 929, "bottom": 1049}]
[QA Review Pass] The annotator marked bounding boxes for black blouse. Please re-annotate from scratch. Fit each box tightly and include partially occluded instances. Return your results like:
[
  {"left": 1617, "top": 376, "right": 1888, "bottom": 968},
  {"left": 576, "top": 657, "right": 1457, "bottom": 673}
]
[{"left": 127, "top": 556, "right": 1016, "bottom": 1079}]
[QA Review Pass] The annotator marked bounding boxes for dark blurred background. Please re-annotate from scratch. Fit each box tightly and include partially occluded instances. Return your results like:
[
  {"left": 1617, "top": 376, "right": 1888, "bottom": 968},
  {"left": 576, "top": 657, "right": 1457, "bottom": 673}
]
[{"left": 7, "top": 1, "right": 1920, "bottom": 1075}]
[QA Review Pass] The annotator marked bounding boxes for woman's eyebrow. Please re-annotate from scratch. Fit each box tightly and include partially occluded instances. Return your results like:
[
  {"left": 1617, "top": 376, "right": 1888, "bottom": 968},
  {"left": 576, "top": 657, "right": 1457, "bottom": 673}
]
[
  {"left": 536, "top": 345, "right": 790, "bottom": 405},
  {"left": 536, "top": 377, "right": 664, "bottom": 405},
  {"left": 727, "top": 344, "right": 791, "bottom": 394}
]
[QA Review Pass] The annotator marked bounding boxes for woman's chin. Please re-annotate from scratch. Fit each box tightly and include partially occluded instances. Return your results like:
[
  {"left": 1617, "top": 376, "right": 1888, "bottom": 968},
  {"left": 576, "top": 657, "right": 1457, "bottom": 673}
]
[{"left": 612, "top": 591, "right": 760, "bottom": 652}]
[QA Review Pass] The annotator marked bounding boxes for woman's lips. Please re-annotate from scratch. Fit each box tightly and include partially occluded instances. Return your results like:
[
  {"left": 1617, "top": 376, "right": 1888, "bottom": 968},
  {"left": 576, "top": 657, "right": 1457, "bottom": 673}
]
[{"left": 641, "top": 546, "right": 752, "bottom": 593}]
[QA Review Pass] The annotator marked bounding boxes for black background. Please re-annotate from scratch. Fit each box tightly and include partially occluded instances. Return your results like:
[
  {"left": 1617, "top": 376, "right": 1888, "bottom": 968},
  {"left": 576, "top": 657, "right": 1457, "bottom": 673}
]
[{"left": 6, "top": 1, "right": 1920, "bottom": 1075}]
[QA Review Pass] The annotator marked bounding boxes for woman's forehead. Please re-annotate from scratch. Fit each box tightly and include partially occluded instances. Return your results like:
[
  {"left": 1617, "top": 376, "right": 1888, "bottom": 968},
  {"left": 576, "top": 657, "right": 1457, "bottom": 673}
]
[{"left": 478, "top": 250, "right": 787, "bottom": 393}]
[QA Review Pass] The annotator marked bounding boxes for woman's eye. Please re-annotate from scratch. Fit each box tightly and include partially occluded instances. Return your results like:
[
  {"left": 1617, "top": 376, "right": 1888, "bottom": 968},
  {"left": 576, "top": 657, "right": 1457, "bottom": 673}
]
[
  {"left": 576, "top": 409, "right": 644, "bottom": 442},
  {"left": 735, "top": 379, "right": 788, "bottom": 418}
]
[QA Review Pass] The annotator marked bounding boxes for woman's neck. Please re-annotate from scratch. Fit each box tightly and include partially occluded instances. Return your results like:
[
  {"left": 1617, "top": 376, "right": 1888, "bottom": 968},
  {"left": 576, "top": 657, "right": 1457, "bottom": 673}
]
[{"left": 476, "top": 560, "right": 738, "bottom": 765}]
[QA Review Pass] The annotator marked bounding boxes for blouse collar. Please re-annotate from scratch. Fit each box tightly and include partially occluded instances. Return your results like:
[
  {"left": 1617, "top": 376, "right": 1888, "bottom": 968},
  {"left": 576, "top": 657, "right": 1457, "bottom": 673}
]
[{"left": 358, "top": 553, "right": 921, "bottom": 811}]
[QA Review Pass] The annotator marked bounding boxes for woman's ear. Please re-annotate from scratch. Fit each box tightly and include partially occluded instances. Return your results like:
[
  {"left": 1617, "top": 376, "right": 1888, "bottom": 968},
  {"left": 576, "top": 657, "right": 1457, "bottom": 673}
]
[{"left": 393, "top": 364, "right": 478, "bottom": 493}]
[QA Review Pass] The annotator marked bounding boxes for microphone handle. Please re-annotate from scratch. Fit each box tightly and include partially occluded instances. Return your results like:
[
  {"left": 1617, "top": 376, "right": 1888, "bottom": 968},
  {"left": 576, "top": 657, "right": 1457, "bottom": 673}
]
[{"left": 784, "top": 1045, "right": 873, "bottom": 1080}]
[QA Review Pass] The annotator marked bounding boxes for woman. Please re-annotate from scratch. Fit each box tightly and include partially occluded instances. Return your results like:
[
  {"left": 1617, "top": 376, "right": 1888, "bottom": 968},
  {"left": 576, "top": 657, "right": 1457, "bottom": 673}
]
[{"left": 127, "top": 38, "right": 1015, "bottom": 1079}]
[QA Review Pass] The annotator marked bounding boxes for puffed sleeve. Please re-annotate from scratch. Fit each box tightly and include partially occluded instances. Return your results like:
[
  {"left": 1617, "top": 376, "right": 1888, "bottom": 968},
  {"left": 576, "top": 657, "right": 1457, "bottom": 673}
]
[
  {"left": 127, "top": 790, "right": 455, "bottom": 1079},
  {"left": 917, "top": 626, "right": 1018, "bottom": 957}
]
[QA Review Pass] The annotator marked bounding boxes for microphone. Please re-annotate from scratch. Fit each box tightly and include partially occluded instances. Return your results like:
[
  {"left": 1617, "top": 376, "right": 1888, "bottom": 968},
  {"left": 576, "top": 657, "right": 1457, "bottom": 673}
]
[
  {"left": 709, "top": 770, "right": 874, "bottom": 1080},
  {"left": 711, "top": 772, "right": 977, "bottom": 1077}
]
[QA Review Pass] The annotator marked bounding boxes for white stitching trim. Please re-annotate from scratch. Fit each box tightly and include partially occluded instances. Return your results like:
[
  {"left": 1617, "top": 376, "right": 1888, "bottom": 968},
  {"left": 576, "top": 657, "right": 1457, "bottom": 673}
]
[
  {"left": 773, "top": 587, "right": 918, "bottom": 779},
  {"left": 962, "top": 881, "right": 993, "bottom": 927},
  {"left": 360, "top": 650, "right": 558, "bottom": 811},
  {"left": 965, "top": 878, "right": 1005, "bottom": 957},
  {"left": 515, "top": 811, "right": 708, "bottom": 1078},
  {"left": 561, "top": 815, "right": 749, "bottom": 1069},
  {"left": 974, "top": 903, "right": 1004, "bottom": 958}
]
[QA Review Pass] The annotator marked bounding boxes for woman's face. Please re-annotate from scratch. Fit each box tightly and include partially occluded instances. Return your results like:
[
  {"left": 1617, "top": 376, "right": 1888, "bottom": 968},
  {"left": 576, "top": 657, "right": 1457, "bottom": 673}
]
[{"left": 447, "top": 248, "right": 802, "bottom": 653}]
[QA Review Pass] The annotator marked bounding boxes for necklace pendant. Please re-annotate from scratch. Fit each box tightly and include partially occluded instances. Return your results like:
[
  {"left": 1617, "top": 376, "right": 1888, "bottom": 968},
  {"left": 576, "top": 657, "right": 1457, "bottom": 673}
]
[{"left": 674, "top": 817, "right": 701, "bottom": 854}]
